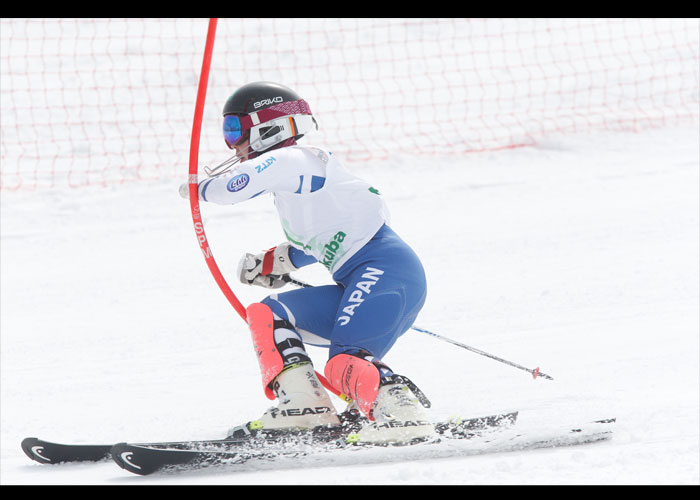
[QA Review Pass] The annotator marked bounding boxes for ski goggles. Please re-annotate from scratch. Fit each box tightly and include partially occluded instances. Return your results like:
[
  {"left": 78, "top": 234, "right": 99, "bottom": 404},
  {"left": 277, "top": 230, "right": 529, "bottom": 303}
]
[
  {"left": 223, "top": 99, "right": 313, "bottom": 149},
  {"left": 223, "top": 115, "right": 246, "bottom": 149}
]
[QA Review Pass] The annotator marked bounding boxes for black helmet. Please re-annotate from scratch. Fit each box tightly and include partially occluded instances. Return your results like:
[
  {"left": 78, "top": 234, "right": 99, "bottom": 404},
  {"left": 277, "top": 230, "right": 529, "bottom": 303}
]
[
  {"left": 221, "top": 81, "right": 317, "bottom": 157},
  {"left": 223, "top": 81, "right": 302, "bottom": 116}
]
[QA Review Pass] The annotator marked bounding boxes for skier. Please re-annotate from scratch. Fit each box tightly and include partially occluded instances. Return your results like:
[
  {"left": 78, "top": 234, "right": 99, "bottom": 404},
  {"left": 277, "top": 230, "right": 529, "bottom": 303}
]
[{"left": 180, "top": 82, "right": 433, "bottom": 443}]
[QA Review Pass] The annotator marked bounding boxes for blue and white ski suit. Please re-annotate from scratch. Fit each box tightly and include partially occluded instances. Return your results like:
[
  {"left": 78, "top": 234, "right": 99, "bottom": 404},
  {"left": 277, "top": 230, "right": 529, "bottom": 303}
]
[{"left": 197, "top": 145, "right": 426, "bottom": 360}]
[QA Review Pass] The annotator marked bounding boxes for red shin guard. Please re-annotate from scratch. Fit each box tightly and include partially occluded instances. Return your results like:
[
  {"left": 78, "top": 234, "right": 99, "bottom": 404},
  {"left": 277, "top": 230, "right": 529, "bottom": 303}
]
[
  {"left": 324, "top": 353, "right": 380, "bottom": 419},
  {"left": 246, "top": 302, "right": 284, "bottom": 400}
]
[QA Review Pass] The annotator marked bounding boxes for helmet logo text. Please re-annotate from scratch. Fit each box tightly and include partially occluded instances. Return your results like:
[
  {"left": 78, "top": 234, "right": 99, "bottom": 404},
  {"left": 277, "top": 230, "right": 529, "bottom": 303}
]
[{"left": 254, "top": 96, "right": 284, "bottom": 109}]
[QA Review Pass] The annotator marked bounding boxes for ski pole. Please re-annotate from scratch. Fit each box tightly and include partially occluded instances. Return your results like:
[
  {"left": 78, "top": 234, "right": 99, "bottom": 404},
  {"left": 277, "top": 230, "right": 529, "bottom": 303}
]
[
  {"left": 284, "top": 275, "right": 553, "bottom": 381},
  {"left": 410, "top": 325, "right": 554, "bottom": 380}
]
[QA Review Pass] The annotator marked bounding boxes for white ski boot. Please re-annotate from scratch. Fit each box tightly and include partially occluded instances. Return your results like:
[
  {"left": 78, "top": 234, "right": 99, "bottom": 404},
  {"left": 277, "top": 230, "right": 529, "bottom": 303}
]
[
  {"left": 351, "top": 378, "right": 437, "bottom": 444},
  {"left": 249, "top": 363, "right": 341, "bottom": 431}
]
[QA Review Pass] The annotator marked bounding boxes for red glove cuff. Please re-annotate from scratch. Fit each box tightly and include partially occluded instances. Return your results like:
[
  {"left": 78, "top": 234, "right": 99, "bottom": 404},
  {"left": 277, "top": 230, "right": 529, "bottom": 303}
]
[{"left": 261, "top": 247, "right": 276, "bottom": 276}]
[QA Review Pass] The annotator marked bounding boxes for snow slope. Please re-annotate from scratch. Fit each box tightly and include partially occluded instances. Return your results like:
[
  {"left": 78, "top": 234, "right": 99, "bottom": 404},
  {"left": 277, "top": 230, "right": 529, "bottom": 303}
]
[{"left": 1, "top": 126, "right": 698, "bottom": 484}]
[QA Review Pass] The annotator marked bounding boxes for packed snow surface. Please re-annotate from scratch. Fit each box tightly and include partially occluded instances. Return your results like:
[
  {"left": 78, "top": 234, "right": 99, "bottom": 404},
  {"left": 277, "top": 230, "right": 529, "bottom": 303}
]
[{"left": 1, "top": 126, "right": 698, "bottom": 484}]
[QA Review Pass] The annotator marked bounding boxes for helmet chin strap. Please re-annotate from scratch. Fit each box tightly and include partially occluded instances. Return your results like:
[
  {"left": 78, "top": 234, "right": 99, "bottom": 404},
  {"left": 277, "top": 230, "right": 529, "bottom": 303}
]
[
  {"left": 203, "top": 153, "right": 241, "bottom": 177},
  {"left": 204, "top": 127, "right": 280, "bottom": 177}
]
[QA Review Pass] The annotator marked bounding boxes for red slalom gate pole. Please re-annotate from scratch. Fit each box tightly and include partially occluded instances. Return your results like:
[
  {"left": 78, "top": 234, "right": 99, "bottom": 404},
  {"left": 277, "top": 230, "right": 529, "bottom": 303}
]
[
  {"left": 188, "top": 18, "right": 247, "bottom": 320},
  {"left": 187, "top": 19, "right": 345, "bottom": 402}
]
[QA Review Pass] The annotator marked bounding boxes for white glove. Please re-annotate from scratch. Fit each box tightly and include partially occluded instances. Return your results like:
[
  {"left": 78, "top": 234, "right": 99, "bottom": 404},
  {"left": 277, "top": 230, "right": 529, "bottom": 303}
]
[
  {"left": 237, "top": 242, "right": 298, "bottom": 289},
  {"left": 179, "top": 183, "right": 191, "bottom": 199}
]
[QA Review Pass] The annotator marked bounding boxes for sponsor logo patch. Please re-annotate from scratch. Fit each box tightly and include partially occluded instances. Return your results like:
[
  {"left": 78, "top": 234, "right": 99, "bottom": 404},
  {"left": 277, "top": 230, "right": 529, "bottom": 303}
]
[
  {"left": 321, "top": 231, "right": 346, "bottom": 270},
  {"left": 227, "top": 173, "right": 250, "bottom": 192}
]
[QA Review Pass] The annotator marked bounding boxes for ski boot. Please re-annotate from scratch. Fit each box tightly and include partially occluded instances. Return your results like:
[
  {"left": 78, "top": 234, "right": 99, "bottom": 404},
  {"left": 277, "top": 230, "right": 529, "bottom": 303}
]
[
  {"left": 325, "top": 352, "right": 437, "bottom": 445},
  {"left": 350, "top": 375, "right": 437, "bottom": 445},
  {"left": 246, "top": 362, "right": 341, "bottom": 432}
]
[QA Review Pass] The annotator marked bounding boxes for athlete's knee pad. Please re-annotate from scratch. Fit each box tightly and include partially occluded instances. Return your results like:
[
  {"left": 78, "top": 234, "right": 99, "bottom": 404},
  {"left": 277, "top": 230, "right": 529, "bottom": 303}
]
[
  {"left": 247, "top": 301, "right": 311, "bottom": 400},
  {"left": 324, "top": 350, "right": 394, "bottom": 419}
]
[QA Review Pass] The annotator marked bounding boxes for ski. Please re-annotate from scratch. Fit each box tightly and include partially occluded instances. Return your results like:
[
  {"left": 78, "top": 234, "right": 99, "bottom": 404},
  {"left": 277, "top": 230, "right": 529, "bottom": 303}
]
[
  {"left": 111, "top": 415, "right": 615, "bottom": 476},
  {"left": 111, "top": 411, "right": 518, "bottom": 475},
  {"left": 21, "top": 437, "right": 112, "bottom": 464},
  {"left": 21, "top": 411, "right": 516, "bottom": 468},
  {"left": 111, "top": 414, "right": 615, "bottom": 476}
]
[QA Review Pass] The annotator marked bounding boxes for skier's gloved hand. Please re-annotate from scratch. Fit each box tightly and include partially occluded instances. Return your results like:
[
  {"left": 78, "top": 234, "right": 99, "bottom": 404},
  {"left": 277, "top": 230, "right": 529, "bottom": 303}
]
[{"left": 238, "top": 242, "right": 298, "bottom": 289}]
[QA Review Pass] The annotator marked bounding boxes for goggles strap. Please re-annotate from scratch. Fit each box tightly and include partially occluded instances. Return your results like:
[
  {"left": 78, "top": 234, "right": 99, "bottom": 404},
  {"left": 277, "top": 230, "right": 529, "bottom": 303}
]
[{"left": 239, "top": 99, "right": 312, "bottom": 129}]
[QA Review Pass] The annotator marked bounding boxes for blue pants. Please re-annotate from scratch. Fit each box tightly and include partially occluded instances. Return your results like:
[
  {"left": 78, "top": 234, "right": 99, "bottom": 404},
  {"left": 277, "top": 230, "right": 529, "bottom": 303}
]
[{"left": 262, "top": 225, "right": 427, "bottom": 359}]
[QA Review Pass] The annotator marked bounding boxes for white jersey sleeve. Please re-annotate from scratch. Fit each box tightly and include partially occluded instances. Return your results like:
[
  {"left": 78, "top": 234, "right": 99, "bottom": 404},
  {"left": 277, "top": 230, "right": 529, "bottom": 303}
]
[
  {"left": 196, "top": 148, "right": 312, "bottom": 204},
  {"left": 197, "top": 145, "right": 390, "bottom": 275}
]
